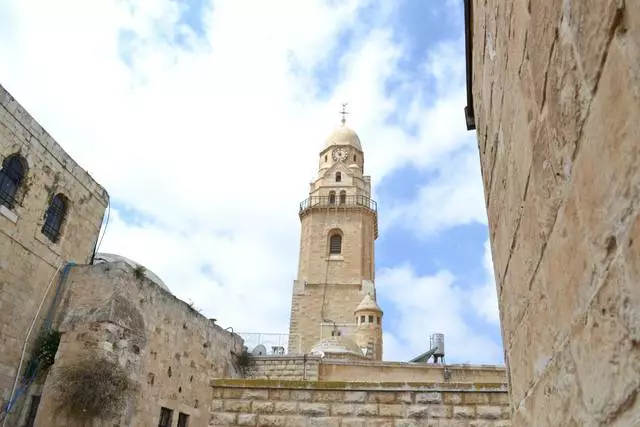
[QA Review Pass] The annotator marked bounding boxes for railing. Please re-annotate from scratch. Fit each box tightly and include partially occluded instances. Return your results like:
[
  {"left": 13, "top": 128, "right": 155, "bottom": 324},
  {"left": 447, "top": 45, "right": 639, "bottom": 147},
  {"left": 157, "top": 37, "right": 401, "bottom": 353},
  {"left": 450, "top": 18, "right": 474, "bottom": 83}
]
[
  {"left": 238, "top": 333, "right": 301, "bottom": 356},
  {"left": 299, "top": 195, "right": 377, "bottom": 214}
]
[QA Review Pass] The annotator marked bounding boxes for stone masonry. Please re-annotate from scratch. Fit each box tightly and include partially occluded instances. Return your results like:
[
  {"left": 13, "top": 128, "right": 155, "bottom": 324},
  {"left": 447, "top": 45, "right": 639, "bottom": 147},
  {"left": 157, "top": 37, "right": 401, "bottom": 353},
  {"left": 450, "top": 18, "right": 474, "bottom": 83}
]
[
  {"left": 210, "top": 379, "right": 510, "bottom": 427},
  {"left": 468, "top": 0, "right": 640, "bottom": 425},
  {"left": 0, "top": 83, "right": 108, "bottom": 424}
]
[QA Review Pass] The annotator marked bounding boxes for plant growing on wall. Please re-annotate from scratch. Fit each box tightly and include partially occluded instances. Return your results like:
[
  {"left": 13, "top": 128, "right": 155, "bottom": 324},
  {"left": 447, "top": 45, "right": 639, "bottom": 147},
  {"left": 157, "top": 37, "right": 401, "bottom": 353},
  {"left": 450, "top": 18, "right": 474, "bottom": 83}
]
[
  {"left": 133, "top": 265, "right": 146, "bottom": 280},
  {"left": 232, "top": 348, "right": 254, "bottom": 378},
  {"left": 23, "top": 329, "right": 61, "bottom": 379},
  {"left": 53, "top": 358, "right": 136, "bottom": 423}
]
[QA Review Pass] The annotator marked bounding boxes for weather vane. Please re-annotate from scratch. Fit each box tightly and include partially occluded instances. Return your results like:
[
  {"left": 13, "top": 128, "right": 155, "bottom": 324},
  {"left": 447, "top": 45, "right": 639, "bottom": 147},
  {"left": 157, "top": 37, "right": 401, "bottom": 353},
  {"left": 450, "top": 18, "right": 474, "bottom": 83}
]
[{"left": 339, "top": 102, "right": 349, "bottom": 125}]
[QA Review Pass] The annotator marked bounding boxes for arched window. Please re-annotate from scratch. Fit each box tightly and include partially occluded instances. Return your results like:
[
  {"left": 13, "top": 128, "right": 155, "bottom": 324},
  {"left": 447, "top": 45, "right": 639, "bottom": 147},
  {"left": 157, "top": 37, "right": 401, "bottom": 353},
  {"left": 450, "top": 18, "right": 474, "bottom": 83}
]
[
  {"left": 0, "top": 154, "right": 27, "bottom": 209},
  {"left": 335, "top": 172, "right": 342, "bottom": 182},
  {"left": 339, "top": 190, "right": 346, "bottom": 205},
  {"left": 353, "top": 155, "right": 357, "bottom": 162},
  {"left": 329, "top": 233, "right": 342, "bottom": 254},
  {"left": 328, "top": 191, "right": 336, "bottom": 204},
  {"left": 324, "top": 155, "right": 327, "bottom": 162},
  {"left": 360, "top": 315, "right": 365, "bottom": 324},
  {"left": 42, "top": 194, "right": 67, "bottom": 243}
]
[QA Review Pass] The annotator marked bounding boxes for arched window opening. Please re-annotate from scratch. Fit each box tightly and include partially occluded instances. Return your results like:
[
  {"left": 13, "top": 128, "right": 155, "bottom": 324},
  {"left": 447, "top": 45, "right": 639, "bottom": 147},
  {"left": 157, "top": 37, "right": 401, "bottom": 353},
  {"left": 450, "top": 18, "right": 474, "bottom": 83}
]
[
  {"left": 339, "top": 190, "right": 346, "bottom": 205},
  {"left": 353, "top": 155, "right": 357, "bottom": 162},
  {"left": 0, "top": 154, "right": 27, "bottom": 209},
  {"left": 335, "top": 172, "right": 342, "bottom": 182},
  {"left": 328, "top": 191, "right": 336, "bottom": 204},
  {"left": 329, "top": 233, "right": 342, "bottom": 254},
  {"left": 360, "top": 315, "right": 365, "bottom": 324},
  {"left": 42, "top": 194, "right": 67, "bottom": 243},
  {"left": 324, "top": 155, "right": 328, "bottom": 162},
  {"left": 368, "top": 315, "right": 374, "bottom": 323}
]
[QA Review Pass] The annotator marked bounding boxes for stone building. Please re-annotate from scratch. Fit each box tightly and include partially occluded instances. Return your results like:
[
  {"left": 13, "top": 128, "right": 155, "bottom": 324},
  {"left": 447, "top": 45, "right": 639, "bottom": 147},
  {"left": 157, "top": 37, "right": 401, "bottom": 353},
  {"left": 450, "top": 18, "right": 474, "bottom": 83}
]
[
  {"left": 0, "top": 82, "right": 511, "bottom": 426},
  {"left": 288, "top": 118, "right": 383, "bottom": 360},
  {"left": 463, "top": 0, "right": 640, "bottom": 425}
]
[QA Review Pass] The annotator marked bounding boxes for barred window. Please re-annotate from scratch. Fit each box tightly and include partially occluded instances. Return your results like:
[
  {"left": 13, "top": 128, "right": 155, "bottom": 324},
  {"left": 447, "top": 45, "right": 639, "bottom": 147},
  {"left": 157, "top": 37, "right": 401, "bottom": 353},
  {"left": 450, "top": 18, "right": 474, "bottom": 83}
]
[
  {"left": 158, "top": 407, "right": 173, "bottom": 427},
  {"left": 41, "top": 194, "right": 67, "bottom": 242},
  {"left": 177, "top": 412, "right": 189, "bottom": 427},
  {"left": 328, "top": 191, "right": 336, "bottom": 204},
  {"left": 339, "top": 190, "right": 346, "bottom": 204},
  {"left": 329, "top": 233, "right": 342, "bottom": 254},
  {"left": 0, "top": 154, "right": 27, "bottom": 209},
  {"left": 335, "top": 172, "right": 341, "bottom": 182}
]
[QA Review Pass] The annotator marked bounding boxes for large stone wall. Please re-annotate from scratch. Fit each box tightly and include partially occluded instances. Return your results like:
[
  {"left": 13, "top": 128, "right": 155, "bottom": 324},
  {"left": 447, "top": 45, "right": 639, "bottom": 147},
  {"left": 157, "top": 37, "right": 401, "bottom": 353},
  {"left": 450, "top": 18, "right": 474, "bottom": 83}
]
[
  {"left": 470, "top": 0, "right": 640, "bottom": 425},
  {"left": 210, "top": 379, "right": 510, "bottom": 426},
  {"left": 246, "top": 356, "right": 321, "bottom": 381},
  {"left": 31, "top": 262, "right": 244, "bottom": 427},
  {"left": 0, "top": 84, "right": 108, "bottom": 423}
]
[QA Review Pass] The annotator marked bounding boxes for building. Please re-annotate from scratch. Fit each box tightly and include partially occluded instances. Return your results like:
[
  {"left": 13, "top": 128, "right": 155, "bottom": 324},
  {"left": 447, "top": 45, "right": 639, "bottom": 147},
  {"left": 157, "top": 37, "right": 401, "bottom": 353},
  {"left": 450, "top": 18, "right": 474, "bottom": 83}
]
[
  {"left": 0, "top": 83, "right": 510, "bottom": 426},
  {"left": 288, "top": 117, "right": 383, "bottom": 360},
  {"left": 463, "top": 0, "right": 640, "bottom": 425}
]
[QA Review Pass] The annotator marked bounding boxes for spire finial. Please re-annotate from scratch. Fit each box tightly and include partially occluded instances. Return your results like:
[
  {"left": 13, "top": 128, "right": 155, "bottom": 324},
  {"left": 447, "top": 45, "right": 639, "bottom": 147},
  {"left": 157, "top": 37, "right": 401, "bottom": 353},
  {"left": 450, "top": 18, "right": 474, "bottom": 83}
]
[{"left": 339, "top": 102, "right": 349, "bottom": 125}]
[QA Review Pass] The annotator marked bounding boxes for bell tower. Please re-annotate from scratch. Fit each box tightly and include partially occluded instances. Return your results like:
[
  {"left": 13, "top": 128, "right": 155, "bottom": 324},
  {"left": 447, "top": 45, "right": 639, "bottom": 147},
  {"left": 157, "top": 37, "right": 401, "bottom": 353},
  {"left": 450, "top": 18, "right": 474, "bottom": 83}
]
[{"left": 287, "top": 111, "right": 383, "bottom": 360}]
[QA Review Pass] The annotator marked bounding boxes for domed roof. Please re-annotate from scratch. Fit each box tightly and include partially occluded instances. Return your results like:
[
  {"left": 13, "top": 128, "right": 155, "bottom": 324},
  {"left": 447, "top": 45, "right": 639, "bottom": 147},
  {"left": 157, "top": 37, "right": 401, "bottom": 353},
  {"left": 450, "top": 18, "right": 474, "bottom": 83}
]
[
  {"left": 93, "top": 253, "right": 171, "bottom": 293},
  {"left": 324, "top": 125, "right": 362, "bottom": 151},
  {"left": 355, "top": 293, "right": 382, "bottom": 314},
  {"left": 309, "top": 335, "right": 364, "bottom": 358}
]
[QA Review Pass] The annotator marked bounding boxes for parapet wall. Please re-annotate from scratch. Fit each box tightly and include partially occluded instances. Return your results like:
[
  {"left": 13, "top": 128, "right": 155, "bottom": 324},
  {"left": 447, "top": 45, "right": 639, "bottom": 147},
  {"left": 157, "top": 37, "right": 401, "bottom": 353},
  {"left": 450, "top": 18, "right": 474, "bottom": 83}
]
[
  {"left": 210, "top": 379, "right": 510, "bottom": 426},
  {"left": 247, "top": 356, "right": 321, "bottom": 381}
]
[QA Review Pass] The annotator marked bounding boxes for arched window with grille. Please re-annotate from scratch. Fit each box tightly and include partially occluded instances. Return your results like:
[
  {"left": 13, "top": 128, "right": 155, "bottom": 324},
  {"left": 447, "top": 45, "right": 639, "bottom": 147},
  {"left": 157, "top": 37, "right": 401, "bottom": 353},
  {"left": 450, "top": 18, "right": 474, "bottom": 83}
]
[
  {"left": 335, "top": 172, "right": 341, "bottom": 182},
  {"left": 0, "top": 154, "right": 27, "bottom": 209},
  {"left": 339, "top": 190, "right": 346, "bottom": 204},
  {"left": 328, "top": 191, "right": 336, "bottom": 204},
  {"left": 329, "top": 232, "right": 342, "bottom": 254},
  {"left": 42, "top": 194, "right": 67, "bottom": 243}
]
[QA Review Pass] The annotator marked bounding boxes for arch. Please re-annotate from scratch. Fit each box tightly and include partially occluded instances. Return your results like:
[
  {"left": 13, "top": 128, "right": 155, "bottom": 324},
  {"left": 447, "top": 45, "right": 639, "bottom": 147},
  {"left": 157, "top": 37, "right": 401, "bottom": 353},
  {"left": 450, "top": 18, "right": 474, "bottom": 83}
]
[
  {"left": 335, "top": 172, "right": 342, "bottom": 182},
  {"left": 328, "top": 230, "right": 342, "bottom": 254},
  {"left": 328, "top": 191, "right": 336, "bottom": 204},
  {"left": 42, "top": 193, "right": 68, "bottom": 243},
  {"left": 0, "top": 153, "right": 27, "bottom": 209},
  {"left": 339, "top": 190, "right": 346, "bottom": 205}
]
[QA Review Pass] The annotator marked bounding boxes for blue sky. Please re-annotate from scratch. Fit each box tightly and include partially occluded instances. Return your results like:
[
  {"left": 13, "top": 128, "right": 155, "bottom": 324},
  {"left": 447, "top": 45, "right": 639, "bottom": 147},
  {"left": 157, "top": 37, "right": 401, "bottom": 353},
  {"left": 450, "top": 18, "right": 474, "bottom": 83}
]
[{"left": 0, "top": 0, "right": 503, "bottom": 364}]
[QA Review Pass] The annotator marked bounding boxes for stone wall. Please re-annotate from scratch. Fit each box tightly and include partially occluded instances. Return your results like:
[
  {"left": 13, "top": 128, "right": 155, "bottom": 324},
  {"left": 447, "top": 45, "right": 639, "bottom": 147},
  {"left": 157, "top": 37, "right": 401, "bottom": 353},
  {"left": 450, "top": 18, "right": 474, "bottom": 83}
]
[
  {"left": 210, "top": 379, "right": 510, "bottom": 426},
  {"left": 0, "top": 84, "right": 108, "bottom": 423},
  {"left": 32, "top": 262, "right": 244, "bottom": 427},
  {"left": 470, "top": 0, "right": 640, "bottom": 425},
  {"left": 246, "top": 356, "right": 321, "bottom": 381}
]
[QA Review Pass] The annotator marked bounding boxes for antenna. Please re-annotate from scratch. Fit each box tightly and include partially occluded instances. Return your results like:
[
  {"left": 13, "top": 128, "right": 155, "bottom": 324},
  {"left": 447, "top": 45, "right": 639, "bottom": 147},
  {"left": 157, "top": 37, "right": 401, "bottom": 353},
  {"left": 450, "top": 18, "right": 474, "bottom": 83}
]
[{"left": 339, "top": 102, "right": 349, "bottom": 125}]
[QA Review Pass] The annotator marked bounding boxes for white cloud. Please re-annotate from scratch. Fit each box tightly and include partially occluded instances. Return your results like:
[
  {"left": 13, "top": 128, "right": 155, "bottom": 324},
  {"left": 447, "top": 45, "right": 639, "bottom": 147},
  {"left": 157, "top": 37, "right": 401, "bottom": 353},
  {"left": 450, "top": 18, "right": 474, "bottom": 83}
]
[
  {"left": 0, "top": 0, "right": 499, "bottom": 360},
  {"left": 471, "top": 239, "right": 501, "bottom": 326},
  {"left": 379, "top": 240, "right": 502, "bottom": 364}
]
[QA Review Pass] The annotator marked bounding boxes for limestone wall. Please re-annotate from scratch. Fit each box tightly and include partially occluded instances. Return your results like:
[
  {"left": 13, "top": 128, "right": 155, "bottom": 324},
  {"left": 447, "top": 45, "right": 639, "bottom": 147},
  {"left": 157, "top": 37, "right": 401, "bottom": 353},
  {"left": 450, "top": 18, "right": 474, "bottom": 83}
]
[
  {"left": 32, "top": 262, "right": 244, "bottom": 427},
  {"left": 210, "top": 379, "right": 510, "bottom": 426},
  {"left": 0, "top": 84, "right": 108, "bottom": 422},
  {"left": 470, "top": 0, "right": 640, "bottom": 425},
  {"left": 245, "top": 356, "right": 321, "bottom": 381}
]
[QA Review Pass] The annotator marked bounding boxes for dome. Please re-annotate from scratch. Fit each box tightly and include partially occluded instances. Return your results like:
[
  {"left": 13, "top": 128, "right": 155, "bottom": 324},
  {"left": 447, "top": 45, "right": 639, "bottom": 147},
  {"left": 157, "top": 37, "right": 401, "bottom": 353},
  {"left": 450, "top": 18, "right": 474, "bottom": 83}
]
[
  {"left": 93, "top": 252, "right": 171, "bottom": 293},
  {"left": 355, "top": 293, "right": 382, "bottom": 314},
  {"left": 309, "top": 335, "right": 364, "bottom": 358},
  {"left": 324, "top": 125, "right": 362, "bottom": 151}
]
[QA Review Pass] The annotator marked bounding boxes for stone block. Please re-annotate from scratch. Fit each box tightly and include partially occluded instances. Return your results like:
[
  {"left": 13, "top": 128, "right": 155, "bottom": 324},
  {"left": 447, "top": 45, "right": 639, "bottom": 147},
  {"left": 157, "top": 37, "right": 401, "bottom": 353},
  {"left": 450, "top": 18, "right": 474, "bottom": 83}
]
[
  {"left": 238, "top": 413, "right": 258, "bottom": 426},
  {"left": 244, "top": 389, "right": 269, "bottom": 400},
  {"left": 211, "top": 412, "right": 238, "bottom": 425},
  {"left": 476, "top": 405, "right": 502, "bottom": 420},
  {"left": 298, "top": 402, "right": 330, "bottom": 417},
  {"left": 444, "top": 392, "right": 463, "bottom": 405},
  {"left": 341, "top": 419, "right": 366, "bottom": 427},
  {"left": 257, "top": 415, "right": 287, "bottom": 427},
  {"left": 354, "top": 403, "right": 378, "bottom": 416},
  {"left": 308, "top": 417, "right": 340, "bottom": 427},
  {"left": 415, "top": 392, "right": 442, "bottom": 404},
  {"left": 378, "top": 404, "right": 405, "bottom": 417},
  {"left": 453, "top": 405, "right": 476, "bottom": 419},
  {"left": 529, "top": 0, "right": 562, "bottom": 107},
  {"left": 344, "top": 391, "right": 367, "bottom": 403},
  {"left": 429, "top": 404, "right": 451, "bottom": 418},
  {"left": 330, "top": 403, "right": 354, "bottom": 416},
  {"left": 253, "top": 400, "right": 275, "bottom": 414},
  {"left": 225, "top": 399, "right": 253, "bottom": 412},
  {"left": 406, "top": 405, "right": 429, "bottom": 419},
  {"left": 290, "top": 390, "right": 313, "bottom": 401},
  {"left": 273, "top": 401, "right": 298, "bottom": 414},
  {"left": 463, "top": 393, "right": 490, "bottom": 405}
]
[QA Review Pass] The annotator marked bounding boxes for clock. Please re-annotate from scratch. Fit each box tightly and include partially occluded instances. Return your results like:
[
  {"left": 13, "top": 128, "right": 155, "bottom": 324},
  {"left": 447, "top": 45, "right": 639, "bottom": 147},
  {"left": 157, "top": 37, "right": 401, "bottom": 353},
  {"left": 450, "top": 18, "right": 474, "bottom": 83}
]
[{"left": 332, "top": 148, "right": 348, "bottom": 161}]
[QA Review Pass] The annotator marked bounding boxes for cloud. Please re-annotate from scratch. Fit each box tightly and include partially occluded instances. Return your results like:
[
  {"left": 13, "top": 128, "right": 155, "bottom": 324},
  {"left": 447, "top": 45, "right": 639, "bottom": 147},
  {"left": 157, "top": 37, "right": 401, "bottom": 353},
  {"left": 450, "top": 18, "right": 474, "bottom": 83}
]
[
  {"left": 378, "top": 240, "right": 502, "bottom": 364},
  {"left": 0, "top": 0, "right": 501, "bottom": 361}
]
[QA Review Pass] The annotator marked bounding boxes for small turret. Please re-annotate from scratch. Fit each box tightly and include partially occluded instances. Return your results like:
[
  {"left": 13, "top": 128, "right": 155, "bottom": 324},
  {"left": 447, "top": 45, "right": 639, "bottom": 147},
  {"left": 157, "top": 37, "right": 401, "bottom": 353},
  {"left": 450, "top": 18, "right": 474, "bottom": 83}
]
[{"left": 354, "top": 293, "right": 383, "bottom": 361}]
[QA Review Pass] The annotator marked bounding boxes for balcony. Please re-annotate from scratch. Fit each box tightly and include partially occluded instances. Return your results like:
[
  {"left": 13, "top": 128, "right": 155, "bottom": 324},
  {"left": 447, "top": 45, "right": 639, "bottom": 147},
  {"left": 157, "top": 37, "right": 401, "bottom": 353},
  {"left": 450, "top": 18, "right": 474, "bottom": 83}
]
[{"left": 299, "top": 195, "right": 377, "bottom": 215}]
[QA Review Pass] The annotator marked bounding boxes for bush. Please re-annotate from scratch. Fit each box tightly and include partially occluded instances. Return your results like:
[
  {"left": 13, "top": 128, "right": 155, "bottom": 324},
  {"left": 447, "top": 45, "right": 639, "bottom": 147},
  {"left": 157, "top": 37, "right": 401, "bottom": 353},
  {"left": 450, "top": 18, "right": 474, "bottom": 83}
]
[{"left": 53, "top": 358, "right": 136, "bottom": 422}]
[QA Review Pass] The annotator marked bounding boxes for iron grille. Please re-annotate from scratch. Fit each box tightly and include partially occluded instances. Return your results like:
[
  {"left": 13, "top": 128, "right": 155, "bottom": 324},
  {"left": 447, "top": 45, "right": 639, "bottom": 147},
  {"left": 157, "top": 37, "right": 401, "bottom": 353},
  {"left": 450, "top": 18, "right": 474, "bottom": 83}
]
[
  {"left": 41, "top": 195, "right": 66, "bottom": 242},
  {"left": 299, "top": 195, "right": 377, "bottom": 213},
  {"left": 158, "top": 407, "right": 173, "bottom": 427},
  {"left": 329, "top": 234, "right": 342, "bottom": 254},
  {"left": 0, "top": 155, "right": 26, "bottom": 209}
]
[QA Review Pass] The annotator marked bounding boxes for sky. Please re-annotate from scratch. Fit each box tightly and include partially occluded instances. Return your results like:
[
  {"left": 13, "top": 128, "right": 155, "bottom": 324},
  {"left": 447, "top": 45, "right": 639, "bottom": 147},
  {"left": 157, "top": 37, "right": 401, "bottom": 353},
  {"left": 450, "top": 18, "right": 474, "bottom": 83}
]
[{"left": 0, "top": 0, "right": 504, "bottom": 364}]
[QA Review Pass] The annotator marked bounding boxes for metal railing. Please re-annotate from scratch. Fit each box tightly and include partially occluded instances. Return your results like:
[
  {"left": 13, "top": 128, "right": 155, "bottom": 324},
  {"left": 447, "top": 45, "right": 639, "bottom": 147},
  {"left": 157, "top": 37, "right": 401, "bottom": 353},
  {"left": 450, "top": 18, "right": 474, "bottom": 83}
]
[
  {"left": 238, "top": 333, "right": 301, "bottom": 356},
  {"left": 299, "top": 195, "right": 377, "bottom": 214}
]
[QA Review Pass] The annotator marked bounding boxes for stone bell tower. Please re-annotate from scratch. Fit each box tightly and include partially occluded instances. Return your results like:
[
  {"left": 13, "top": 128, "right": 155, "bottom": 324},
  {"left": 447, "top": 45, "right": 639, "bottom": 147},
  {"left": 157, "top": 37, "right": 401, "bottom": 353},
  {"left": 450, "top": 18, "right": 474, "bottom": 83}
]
[{"left": 287, "top": 111, "right": 382, "bottom": 360}]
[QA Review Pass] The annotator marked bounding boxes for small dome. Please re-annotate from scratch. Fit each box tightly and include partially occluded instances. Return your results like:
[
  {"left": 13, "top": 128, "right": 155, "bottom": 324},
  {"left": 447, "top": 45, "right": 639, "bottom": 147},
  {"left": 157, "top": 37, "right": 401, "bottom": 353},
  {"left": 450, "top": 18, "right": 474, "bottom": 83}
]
[
  {"left": 93, "top": 253, "right": 171, "bottom": 293},
  {"left": 310, "top": 335, "right": 364, "bottom": 358},
  {"left": 355, "top": 293, "right": 382, "bottom": 314},
  {"left": 324, "top": 125, "right": 362, "bottom": 151}
]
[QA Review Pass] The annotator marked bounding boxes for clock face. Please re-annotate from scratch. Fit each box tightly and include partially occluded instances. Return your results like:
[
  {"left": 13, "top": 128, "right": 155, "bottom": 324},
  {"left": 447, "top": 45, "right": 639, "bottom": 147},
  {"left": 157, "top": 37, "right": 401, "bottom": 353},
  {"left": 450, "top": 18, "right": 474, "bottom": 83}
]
[{"left": 332, "top": 148, "right": 348, "bottom": 161}]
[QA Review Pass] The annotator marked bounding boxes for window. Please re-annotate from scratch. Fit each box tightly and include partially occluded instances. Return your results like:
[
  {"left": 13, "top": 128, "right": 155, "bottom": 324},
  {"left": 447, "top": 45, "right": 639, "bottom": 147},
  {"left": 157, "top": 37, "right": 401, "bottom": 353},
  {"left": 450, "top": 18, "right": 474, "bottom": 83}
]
[
  {"left": 339, "top": 190, "right": 346, "bottom": 205},
  {"left": 329, "top": 233, "right": 342, "bottom": 254},
  {"left": 353, "top": 155, "right": 357, "bottom": 162},
  {"left": 0, "top": 154, "right": 27, "bottom": 209},
  {"left": 328, "top": 191, "right": 336, "bottom": 204},
  {"left": 324, "top": 155, "right": 327, "bottom": 162},
  {"left": 360, "top": 315, "right": 365, "bottom": 324},
  {"left": 377, "top": 316, "right": 381, "bottom": 325},
  {"left": 335, "top": 172, "right": 342, "bottom": 182},
  {"left": 177, "top": 412, "right": 190, "bottom": 427},
  {"left": 158, "top": 407, "right": 173, "bottom": 427},
  {"left": 41, "top": 194, "right": 67, "bottom": 242},
  {"left": 368, "top": 315, "right": 374, "bottom": 323}
]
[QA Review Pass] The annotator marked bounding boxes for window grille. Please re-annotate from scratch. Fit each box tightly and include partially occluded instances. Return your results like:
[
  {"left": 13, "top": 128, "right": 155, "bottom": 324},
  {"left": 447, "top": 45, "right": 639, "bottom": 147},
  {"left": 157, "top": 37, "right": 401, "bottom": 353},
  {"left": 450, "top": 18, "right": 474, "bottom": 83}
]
[
  {"left": 177, "top": 412, "right": 189, "bottom": 427},
  {"left": 158, "top": 407, "right": 173, "bottom": 427},
  {"left": 42, "top": 194, "right": 67, "bottom": 242},
  {"left": 0, "top": 154, "right": 26, "bottom": 209},
  {"left": 329, "top": 234, "right": 342, "bottom": 254}
]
